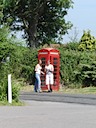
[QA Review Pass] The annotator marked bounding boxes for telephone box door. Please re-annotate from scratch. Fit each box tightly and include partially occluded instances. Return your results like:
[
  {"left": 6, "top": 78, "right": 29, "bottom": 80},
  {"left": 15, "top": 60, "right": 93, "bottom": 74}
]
[
  {"left": 50, "top": 55, "right": 60, "bottom": 90},
  {"left": 38, "top": 54, "right": 48, "bottom": 90}
]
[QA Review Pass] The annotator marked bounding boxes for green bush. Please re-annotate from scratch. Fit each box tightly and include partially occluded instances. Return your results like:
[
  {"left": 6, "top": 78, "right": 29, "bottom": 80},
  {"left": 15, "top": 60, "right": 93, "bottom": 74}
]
[
  {"left": 12, "top": 81, "right": 21, "bottom": 102},
  {"left": 59, "top": 46, "right": 79, "bottom": 85},
  {"left": 65, "top": 42, "right": 79, "bottom": 50},
  {"left": 0, "top": 26, "right": 25, "bottom": 102},
  {"left": 20, "top": 48, "right": 38, "bottom": 84},
  {"left": 0, "top": 64, "right": 21, "bottom": 101},
  {"left": 74, "top": 52, "right": 96, "bottom": 87},
  {"left": 59, "top": 45, "right": 96, "bottom": 87}
]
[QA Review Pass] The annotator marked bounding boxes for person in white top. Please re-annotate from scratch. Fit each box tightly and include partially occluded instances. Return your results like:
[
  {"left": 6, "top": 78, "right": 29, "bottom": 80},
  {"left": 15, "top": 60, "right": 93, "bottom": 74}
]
[
  {"left": 45, "top": 60, "right": 54, "bottom": 92},
  {"left": 34, "top": 60, "right": 44, "bottom": 92}
]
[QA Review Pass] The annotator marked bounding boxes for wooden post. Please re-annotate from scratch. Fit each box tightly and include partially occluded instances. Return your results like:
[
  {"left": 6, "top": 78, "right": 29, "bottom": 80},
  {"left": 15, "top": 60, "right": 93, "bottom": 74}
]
[{"left": 8, "top": 74, "right": 12, "bottom": 103}]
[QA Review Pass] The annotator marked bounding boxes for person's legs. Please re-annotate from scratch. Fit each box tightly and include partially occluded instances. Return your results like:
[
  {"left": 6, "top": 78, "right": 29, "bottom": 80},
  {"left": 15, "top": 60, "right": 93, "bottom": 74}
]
[
  {"left": 46, "top": 75, "right": 50, "bottom": 91},
  {"left": 34, "top": 74, "right": 38, "bottom": 92},
  {"left": 37, "top": 74, "right": 41, "bottom": 92},
  {"left": 35, "top": 73, "right": 41, "bottom": 92},
  {"left": 49, "top": 74, "right": 54, "bottom": 92}
]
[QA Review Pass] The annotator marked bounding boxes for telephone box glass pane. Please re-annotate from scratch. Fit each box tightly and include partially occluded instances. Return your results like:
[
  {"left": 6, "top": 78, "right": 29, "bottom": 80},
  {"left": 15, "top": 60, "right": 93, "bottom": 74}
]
[
  {"left": 40, "top": 58, "right": 46, "bottom": 86},
  {"left": 53, "top": 58, "right": 58, "bottom": 65},
  {"left": 53, "top": 58, "right": 59, "bottom": 86}
]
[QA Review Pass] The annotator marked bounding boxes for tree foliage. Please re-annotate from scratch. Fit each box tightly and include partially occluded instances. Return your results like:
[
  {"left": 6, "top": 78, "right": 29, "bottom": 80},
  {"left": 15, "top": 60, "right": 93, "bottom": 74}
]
[
  {"left": 3, "top": 0, "right": 73, "bottom": 47},
  {"left": 78, "top": 30, "right": 96, "bottom": 51},
  {"left": 0, "top": 0, "right": 3, "bottom": 23}
]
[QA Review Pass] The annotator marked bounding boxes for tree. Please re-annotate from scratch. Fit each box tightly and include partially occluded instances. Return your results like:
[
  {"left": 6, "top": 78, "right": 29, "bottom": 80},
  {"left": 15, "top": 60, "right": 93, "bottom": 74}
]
[
  {"left": 3, "top": 0, "right": 73, "bottom": 48},
  {"left": 68, "top": 27, "right": 79, "bottom": 43},
  {"left": 0, "top": 0, "right": 4, "bottom": 24},
  {"left": 78, "top": 30, "right": 96, "bottom": 51}
]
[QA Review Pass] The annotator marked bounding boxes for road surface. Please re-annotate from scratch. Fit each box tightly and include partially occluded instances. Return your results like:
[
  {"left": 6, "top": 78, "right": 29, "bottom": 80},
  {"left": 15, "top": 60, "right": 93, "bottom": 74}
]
[
  {"left": 0, "top": 100, "right": 96, "bottom": 128},
  {"left": 1, "top": 92, "right": 96, "bottom": 128},
  {"left": 20, "top": 91, "right": 96, "bottom": 105}
]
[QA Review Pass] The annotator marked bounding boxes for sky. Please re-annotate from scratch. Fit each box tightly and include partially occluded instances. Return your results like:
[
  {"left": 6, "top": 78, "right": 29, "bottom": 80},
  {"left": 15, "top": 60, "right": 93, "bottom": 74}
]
[{"left": 64, "top": 0, "right": 96, "bottom": 43}]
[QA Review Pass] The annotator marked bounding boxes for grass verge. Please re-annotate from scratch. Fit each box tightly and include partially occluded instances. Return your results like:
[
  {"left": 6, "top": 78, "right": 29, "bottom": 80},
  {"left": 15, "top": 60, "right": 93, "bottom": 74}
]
[
  {"left": 59, "top": 86, "right": 96, "bottom": 94},
  {"left": 0, "top": 100, "right": 25, "bottom": 106},
  {"left": 21, "top": 85, "right": 96, "bottom": 95}
]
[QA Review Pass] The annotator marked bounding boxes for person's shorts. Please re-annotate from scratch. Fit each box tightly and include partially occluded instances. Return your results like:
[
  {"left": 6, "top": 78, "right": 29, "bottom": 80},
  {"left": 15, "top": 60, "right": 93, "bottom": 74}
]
[{"left": 46, "top": 74, "right": 53, "bottom": 85}]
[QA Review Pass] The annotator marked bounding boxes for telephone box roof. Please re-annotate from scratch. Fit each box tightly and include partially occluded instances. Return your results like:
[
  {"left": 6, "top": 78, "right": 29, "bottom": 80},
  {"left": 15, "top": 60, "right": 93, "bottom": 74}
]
[{"left": 38, "top": 48, "right": 59, "bottom": 53}]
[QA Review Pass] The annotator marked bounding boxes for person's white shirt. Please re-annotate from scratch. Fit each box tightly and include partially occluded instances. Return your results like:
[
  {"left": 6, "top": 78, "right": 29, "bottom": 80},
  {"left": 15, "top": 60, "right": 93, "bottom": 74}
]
[
  {"left": 45, "top": 64, "right": 54, "bottom": 75},
  {"left": 35, "top": 64, "right": 42, "bottom": 74}
]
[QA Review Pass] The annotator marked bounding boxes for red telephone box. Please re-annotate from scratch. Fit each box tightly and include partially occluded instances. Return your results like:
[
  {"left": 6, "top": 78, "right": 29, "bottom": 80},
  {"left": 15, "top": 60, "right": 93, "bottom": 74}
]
[{"left": 38, "top": 48, "right": 60, "bottom": 91}]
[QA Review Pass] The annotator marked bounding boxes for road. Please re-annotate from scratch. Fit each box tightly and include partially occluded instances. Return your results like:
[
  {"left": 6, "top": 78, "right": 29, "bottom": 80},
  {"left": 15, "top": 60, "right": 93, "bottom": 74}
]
[
  {"left": 1, "top": 92, "right": 96, "bottom": 128},
  {"left": 20, "top": 91, "right": 96, "bottom": 105},
  {"left": 0, "top": 100, "right": 96, "bottom": 128}
]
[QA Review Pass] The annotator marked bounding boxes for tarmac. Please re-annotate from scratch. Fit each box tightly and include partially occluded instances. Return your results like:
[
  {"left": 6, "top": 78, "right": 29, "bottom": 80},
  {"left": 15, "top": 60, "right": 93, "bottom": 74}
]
[
  {"left": 1, "top": 92, "right": 96, "bottom": 128},
  {"left": 0, "top": 100, "right": 96, "bottom": 128},
  {"left": 20, "top": 91, "right": 96, "bottom": 105}
]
